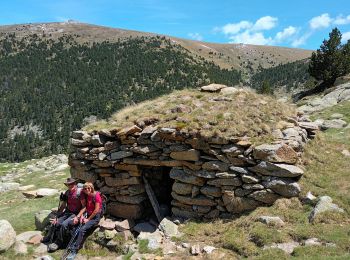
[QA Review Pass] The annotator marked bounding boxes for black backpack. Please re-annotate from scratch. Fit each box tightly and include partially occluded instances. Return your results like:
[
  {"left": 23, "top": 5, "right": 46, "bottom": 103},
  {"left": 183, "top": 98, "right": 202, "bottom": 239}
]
[{"left": 92, "top": 191, "right": 107, "bottom": 216}]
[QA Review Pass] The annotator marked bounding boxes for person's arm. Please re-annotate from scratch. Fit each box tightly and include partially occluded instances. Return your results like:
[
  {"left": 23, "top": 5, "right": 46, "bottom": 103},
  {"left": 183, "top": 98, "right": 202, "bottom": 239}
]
[
  {"left": 74, "top": 198, "right": 86, "bottom": 224},
  {"left": 86, "top": 202, "right": 101, "bottom": 221}
]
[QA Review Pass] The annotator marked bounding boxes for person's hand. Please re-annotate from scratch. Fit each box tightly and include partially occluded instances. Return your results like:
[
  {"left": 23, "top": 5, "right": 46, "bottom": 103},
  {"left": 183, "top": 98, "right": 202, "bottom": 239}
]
[
  {"left": 50, "top": 218, "right": 58, "bottom": 225},
  {"left": 73, "top": 216, "right": 79, "bottom": 225},
  {"left": 82, "top": 218, "right": 89, "bottom": 224}
]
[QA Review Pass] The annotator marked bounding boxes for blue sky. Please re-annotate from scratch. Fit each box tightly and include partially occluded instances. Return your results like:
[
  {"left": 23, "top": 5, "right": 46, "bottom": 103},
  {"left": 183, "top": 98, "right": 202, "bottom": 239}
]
[{"left": 1, "top": 0, "right": 349, "bottom": 50}]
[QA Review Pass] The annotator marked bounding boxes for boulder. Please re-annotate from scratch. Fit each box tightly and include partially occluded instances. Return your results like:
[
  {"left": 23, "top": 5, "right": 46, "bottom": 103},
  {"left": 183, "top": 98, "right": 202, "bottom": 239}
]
[
  {"left": 304, "top": 237, "right": 322, "bottom": 246},
  {"left": 14, "top": 240, "right": 27, "bottom": 255},
  {"left": 264, "top": 242, "right": 299, "bottom": 254},
  {"left": 0, "top": 182, "right": 20, "bottom": 193},
  {"left": 33, "top": 243, "right": 47, "bottom": 254},
  {"left": 36, "top": 188, "right": 59, "bottom": 197},
  {"left": 191, "top": 244, "right": 202, "bottom": 255},
  {"left": 203, "top": 245, "right": 216, "bottom": 254},
  {"left": 159, "top": 218, "right": 181, "bottom": 238},
  {"left": 133, "top": 222, "right": 156, "bottom": 233},
  {"left": 201, "top": 83, "right": 227, "bottom": 92},
  {"left": 253, "top": 144, "right": 298, "bottom": 164},
  {"left": 16, "top": 231, "right": 42, "bottom": 243},
  {"left": 321, "top": 119, "right": 348, "bottom": 130},
  {"left": 0, "top": 220, "right": 16, "bottom": 252},
  {"left": 35, "top": 210, "right": 53, "bottom": 230},
  {"left": 309, "top": 196, "right": 345, "bottom": 223},
  {"left": 99, "top": 218, "right": 117, "bottom": 230},
  {"left": 250, "top": 161, "right": 304, "bottom": 178},
  {"left": 115, "top": 219, "right": 134, "bottom": 232},
  {"left": 257, "top": 216, "right": 285, "bottom": 227},
  {"left": 220, "top": 87, "right": 238, "bottom": 95}
]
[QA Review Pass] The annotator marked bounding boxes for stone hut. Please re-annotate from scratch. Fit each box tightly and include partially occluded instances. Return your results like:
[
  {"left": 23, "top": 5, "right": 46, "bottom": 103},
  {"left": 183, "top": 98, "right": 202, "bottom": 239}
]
[{"left": 68, "top": 85, "right": 318, "bottom": 221}]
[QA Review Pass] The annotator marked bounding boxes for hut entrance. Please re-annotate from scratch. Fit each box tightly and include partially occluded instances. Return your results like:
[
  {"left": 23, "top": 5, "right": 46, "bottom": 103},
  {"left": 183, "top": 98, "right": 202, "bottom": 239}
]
[{"left": 142, "top": 167, "right": 174, "bottom": 220}]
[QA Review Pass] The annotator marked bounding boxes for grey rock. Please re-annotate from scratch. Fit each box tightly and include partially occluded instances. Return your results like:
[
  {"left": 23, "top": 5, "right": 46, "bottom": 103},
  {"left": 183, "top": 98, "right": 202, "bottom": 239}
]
[
  {"left": 14, "top": 240, "right": 28, "bottom": 255},
  {"left": 321, "top": 119, "right": 347, "bottom": 129},
  {"left": 304, "top": 237, "right": 322, "bottom": 246},
  {"left": 229, "top": 166, "right": 249, "bottom": 174},
  {"left": 0, "top": 220, "right": 16, "bottom": 252},
  {"left": 264, "top": 241, "right": 299, "bottom": 254},
  {"left": 253, "top": 143, "right": 298, "bottom": 164},
  {"left": 302, "top": 191, "right": 317, "bottom": 205},
  {"left": 0, "top": 182, "right": 20, "bottom": 193},
  {"left": 170, "top": 168, "right": 205, "bottom": 186},
  {"left": 172, "top": 182, "right": 192, "bottom": 195},
  {"left": 16, "top": 231, "right": 42, "bottom": 243},
  {"left": 215, "top": 172, "right": 237, "bottom": 178},
  {"left": 200, "top": 186, "right": 222, "bottom": 197},
  {"left": 191, "top": 244, "right": 202, "bottom": 255},
  {"left": 36, "top": 188, "right": 59, "bottom": 197},
  {"left": 309, "top": 196, "right": 345, "bottom": 223},
  {"left": 35, "top": 255, "right": 53, "bottom": 260},
  {"left": 241, "top": 173, "right": 260, "bottom": 183},
  {"left": 263, "top": 178, "right": 301, "bottom": 198},
  {"left": 330, "top": 113, "right": 344, "bottom": 119},
  {"left": 243, "top": 184, "right": 264, "bottom": 190},
  {"left": 258, "top": 216, "right": 285, "bottom": 227},
  {"left": 108, "top": 151, "right": 133, "bottom": 160},
  {"left": 250, "top": 161, "right": 304, "bottom": 178},
  {"left": 249, "top": 190, "right": 280, "bottom": 204},
  {"left": 203, "top": 245, "right": 216, "bottom": 254},
  {"left": 34, "top": 243, "right": 47, "bottom": 254},
  {"left": 202, "top": 161, "right": 229, "bottom": 171},
  {"left": 91, "top": 135, "right": 103, "bottom": 146},
  {"left": 201, "top": 83, "right": 227, "bottom": 92},
  {"left": 137, "top": 230, "right": 163, "bottom": 250},
  {"left": 159, "top": 218, "right": 181, "bottom": 238},
  {"left": 35, "top": 210, "right": 53, "bottom": 231}
]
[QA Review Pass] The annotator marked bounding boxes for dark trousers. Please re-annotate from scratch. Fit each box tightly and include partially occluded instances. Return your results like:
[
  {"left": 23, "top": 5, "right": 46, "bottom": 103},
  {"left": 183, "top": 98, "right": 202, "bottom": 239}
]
[
  {"left": 55, "top": 212, "right": 76, "bottom": 246},
  {"left": 74, "top": 214, "right": 101, "bottom": 250}
]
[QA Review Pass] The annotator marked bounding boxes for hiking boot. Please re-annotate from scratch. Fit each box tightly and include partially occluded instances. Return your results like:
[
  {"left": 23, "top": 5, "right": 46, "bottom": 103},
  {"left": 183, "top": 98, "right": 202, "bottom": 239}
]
[
  {"left": 48, "top": 242, "right": 59, "bottom": 252},
  {"left": 41, "top": 236, "right": 51, "bottom": 243}
]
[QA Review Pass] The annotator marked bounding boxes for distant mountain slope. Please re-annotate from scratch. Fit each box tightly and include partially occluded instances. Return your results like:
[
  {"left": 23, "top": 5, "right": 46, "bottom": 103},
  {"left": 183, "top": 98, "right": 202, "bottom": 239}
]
[
  {"left": 0, "top": 22, "right": 312, "bottom": 72},
  {"left": 0, "top": 32, "right": 241, "bottom": 162},
  {"left": 251, "top": 59, "right": 312, "bottom": 92}
]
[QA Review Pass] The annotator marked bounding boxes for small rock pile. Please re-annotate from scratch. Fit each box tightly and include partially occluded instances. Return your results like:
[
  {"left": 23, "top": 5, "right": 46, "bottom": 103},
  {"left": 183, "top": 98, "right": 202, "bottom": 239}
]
[{"left": 69, "top": 110, "right": 317, "bottom": 220}]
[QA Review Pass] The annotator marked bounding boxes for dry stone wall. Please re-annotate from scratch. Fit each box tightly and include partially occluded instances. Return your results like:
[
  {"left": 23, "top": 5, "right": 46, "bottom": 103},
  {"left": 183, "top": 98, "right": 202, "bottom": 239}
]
[{"left": 69, "top": 116, "right": 318, "bottom": 220}]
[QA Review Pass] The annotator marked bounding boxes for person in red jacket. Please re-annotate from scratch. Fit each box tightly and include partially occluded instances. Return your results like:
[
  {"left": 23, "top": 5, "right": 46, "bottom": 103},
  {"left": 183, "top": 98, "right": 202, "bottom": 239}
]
[
  {"left": 45, "top": 178, "right": 84, "bottom": 252},
  {"left": 72, "top": 182, "right": 102, "bottom": 252}
]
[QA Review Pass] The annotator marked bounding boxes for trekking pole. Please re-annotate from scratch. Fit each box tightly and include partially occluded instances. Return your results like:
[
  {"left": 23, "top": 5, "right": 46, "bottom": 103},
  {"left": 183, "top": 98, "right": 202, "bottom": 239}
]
[{"left": 61, "top": 213, "right": 87, "bottom": 260}]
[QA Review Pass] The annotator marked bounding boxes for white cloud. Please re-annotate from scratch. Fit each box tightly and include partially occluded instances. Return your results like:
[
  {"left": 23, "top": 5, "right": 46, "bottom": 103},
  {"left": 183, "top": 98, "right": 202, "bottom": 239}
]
[
  {"left": 252, "top": 16, "right": 278, "bottom": 31},
  {"left": 222, "top": 21, "right": 252, "bottom": 35},
  {"left": 229, "top": 31, "right": 273, "bottom": 45},
  {"left": 334, "top": 15, "right": 350, "bottom": 25},
  {"left": 342, "top": 32, "right": 350, "bottom": 42},
  {"left": 291, "top": 32, "right": 312, "bottom": 47},
  {"left": 274, "top": 26, "right": 298, "bottom": 42},
  {"left": 309, "top": 13, "right": 332, "bottom": 30},
  {"left": 188, "top": 32, "right": 203, "bottom": 41}
]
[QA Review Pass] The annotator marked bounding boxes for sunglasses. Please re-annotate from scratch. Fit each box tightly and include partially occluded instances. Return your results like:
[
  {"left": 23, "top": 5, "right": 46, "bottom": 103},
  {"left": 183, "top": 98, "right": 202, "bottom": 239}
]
[{"left": 84, "top": 187, "right": 92, "bottom": 190}]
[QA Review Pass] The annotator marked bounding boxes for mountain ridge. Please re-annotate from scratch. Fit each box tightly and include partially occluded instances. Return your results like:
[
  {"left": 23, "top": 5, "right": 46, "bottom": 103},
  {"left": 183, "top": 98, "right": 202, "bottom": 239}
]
[{"left": 0, "top": 21, "right": 312, "bottom": 72}]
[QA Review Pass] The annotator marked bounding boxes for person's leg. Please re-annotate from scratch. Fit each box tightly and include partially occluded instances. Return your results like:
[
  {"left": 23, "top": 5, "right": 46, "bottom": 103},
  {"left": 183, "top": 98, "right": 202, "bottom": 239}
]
[
  {"left": 59, "top": 213, "right": 76, "bottom": 247},
  {"left": 73, "top": 215, "right": 100, "bottom": 250},
  {"left": 48, "top": 213, "right": 71, "bottom": 252}
]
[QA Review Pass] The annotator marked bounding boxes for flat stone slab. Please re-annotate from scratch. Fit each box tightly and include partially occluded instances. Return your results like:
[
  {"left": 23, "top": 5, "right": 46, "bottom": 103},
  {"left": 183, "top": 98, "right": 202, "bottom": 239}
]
[{"left": 16, "top": 231, "right": 42, "bottom": 243}]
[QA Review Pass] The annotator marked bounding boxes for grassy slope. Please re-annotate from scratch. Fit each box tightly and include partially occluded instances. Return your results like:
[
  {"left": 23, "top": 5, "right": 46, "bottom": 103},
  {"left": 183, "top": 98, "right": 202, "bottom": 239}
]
[
  {"left": 0, "top": 22, "right": 312, "bottom": 72},
  {"left": 178, "top": 101, "right": 350, "bottom": 259}
]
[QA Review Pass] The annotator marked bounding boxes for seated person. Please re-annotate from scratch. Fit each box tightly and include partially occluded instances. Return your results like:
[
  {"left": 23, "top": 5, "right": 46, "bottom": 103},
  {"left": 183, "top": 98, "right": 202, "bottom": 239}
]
[
  {"left": 44, "top": 178, "right": 84, "bottom": 252},
  {"left": 71, "top": 182, "right": 102, "bottom": 252}
]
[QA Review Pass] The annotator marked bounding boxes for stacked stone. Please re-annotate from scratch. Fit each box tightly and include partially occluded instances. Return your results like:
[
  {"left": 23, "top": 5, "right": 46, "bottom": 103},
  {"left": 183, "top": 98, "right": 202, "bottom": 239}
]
[{"left": 69, "top": 117, "right": 318, "bottom": 220}]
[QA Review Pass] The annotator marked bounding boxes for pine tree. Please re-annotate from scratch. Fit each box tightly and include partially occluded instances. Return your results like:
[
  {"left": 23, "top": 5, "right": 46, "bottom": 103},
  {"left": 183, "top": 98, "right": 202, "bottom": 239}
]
[{"left": 309, "top": 28, "right": 350, "bottom": 87}]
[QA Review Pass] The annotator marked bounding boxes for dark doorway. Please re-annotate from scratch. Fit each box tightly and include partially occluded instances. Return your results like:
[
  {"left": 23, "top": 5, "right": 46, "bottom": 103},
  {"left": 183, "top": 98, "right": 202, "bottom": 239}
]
[{"left": 143, "top": 167, "right": 174, "bottom": 218}]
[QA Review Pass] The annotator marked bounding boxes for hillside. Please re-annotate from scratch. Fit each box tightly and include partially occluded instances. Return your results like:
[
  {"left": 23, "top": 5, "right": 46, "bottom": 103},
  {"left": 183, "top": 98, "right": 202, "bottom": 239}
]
[
  {"left": 0, "top": 22, "right": 312, "bottom": 162},
  {"left": 0, "top": 22, "right": 312, "bottom": 72}
]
